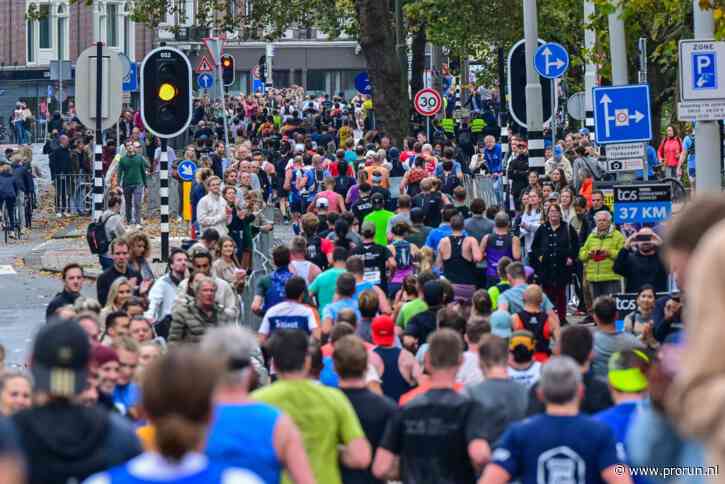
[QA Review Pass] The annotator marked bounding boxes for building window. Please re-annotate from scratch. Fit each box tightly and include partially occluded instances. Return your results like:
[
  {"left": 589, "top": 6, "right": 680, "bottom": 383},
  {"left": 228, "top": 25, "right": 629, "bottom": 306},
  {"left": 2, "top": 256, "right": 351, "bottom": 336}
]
[
  {"left": 57, "top": 4, "right": 68, "bottom": 60},
  {"left": 107, "top": 3, "right": 119, "bottom": 47},
  {"left": 272, "top": 70, "right": 290, "bottom": 88},
  {"left": 27, "top": 18, "right": 35, "bottom": 63},
  {"left": 39, "top": 4, "right": 50, "bottom": 49}
]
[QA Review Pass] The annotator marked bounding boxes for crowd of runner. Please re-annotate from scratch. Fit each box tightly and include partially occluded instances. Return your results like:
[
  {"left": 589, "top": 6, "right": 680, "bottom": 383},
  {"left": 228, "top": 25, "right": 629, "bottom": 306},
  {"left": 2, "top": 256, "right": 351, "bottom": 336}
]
[{"left": 0, "top": 87, "right": 720, "bottom": 484}]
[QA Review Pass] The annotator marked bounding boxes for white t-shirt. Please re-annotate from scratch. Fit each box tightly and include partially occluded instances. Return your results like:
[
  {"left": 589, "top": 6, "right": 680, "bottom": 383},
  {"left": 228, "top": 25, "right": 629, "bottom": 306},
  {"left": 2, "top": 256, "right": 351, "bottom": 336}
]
[
  {"left": 456, "top": 351, "right": 484, "bottom": 386},
  {"left": 507, "top": 361, "right": 542, "bottom": 389},
  {"left": 259, "top": 300, "right": 317, "bottom": 336}
]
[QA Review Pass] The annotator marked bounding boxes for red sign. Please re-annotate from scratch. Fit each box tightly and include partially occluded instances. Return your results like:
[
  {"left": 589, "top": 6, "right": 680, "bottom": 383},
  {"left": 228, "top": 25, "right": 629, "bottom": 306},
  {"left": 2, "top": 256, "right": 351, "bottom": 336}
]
[
  {"left": 194, "top": 55, "right": 215, "bottom": 74},
  {"left": 413, "top": 88, "right": 443, "bottom": 117}
]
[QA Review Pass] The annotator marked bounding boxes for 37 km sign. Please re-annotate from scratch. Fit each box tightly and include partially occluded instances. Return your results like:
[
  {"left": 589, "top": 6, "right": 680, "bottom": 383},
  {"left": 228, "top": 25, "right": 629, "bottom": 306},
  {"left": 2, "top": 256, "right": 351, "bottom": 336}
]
[{"left": 413, "top": 88, "right": 443, "bottom": 117}]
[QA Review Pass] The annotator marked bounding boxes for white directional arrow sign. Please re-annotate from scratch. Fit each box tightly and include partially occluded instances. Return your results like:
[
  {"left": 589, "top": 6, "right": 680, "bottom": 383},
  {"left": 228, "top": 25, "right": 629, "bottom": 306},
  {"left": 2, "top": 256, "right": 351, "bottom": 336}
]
[
  {"left": 541, "top": 47, "right": 565, "bottom": 75},
  {"left": 534, "top": 42, "right": 570, "bottom": 79},
  {"left": 180, "top": 165, "right": 194, "bottom": 178},
  {"left": 593, "top": 84, "right": 652, "bottom": 145}
]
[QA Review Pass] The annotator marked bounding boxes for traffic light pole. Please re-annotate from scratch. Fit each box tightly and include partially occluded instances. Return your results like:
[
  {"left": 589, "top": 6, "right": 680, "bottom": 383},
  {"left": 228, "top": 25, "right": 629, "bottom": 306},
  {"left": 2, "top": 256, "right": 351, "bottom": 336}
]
[
  {"left": 214, "top": 39, "right": 230, "bottom": 154},
  {"left": 93, "top": 41, "right": 104, "bottom": 222},
  {"left": 694, "top": 1, "right": 720, "bottom": 192},
  {"left": 523, "top": 0, "right": 545, "bottom": 170},
  {"left": 160, "top": 137, "right": 169, "bottom": 262}
]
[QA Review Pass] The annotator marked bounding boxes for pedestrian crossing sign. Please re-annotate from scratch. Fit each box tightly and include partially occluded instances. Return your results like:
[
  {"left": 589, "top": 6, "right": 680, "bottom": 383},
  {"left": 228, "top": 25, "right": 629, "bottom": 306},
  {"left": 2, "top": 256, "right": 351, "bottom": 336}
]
[{"left": 195, "top": 55, "right": 215, "bottom": 74}]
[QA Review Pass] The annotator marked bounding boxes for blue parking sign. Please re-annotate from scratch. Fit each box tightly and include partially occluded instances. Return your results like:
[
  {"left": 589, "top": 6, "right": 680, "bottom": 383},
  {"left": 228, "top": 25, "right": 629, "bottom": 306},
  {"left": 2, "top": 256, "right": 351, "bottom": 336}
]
[{"left": 692, "top": 51, "right": 717, "bottom": 90}]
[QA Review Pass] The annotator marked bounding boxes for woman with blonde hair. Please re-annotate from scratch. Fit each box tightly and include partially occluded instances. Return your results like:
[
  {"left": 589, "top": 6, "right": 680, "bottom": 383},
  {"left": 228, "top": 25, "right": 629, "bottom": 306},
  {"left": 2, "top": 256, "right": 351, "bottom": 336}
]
[
  {"left": 212, "top": 236, "right": 246, "bottom": 294},
  {"left": 126, "top": 231, "right": 155, "bottom": 282},
  {"left": 99, "top": 277, "right": 132, "bottom": 330},
  {"left": 0, "top": 370, "right": 32, "bottom": 416}
]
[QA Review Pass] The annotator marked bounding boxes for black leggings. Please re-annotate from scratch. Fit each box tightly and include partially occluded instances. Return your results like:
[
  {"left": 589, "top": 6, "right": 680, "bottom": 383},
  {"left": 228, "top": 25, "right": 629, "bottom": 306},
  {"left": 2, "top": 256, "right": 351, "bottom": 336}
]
[{"left": 0, "top": 196, "right": 16, "bottom": 229}]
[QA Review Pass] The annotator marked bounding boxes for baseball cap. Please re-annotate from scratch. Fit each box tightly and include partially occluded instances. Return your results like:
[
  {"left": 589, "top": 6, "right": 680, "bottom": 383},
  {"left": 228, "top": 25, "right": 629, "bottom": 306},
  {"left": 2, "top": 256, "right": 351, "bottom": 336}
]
[
  {"left": 371, "top": 192, "right": 385, "bottom": 205},
  {"left": 31, "top": 319, "right": 91, "bottom": 397},
  {"left": 608, "top": 350, "right": 650, "bottom": 393},
  {"left": 509, "top": 330, "right": 536, "bottom": 352},
  {"left": 579, "top": 127, "right": 590, "bottom": 136},
  {"left": 371, "top": 315, "right": 395, "bottom": 346},
  {"left": 315, "top": 197, "right": 329, "bottom": 209}
]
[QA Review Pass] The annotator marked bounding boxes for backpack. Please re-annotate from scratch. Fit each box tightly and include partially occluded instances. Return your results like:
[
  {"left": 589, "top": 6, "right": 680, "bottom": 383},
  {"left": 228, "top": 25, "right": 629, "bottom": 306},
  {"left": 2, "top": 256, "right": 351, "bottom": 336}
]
[
  {"left": 86, "top": 213, "right": 113, "bottom": 255},
  {"left": 263, "top": 269, "right": 294, "bottom": 313},
  {"left": 687, "top": 135, "right": 696, "bottom": 156}
]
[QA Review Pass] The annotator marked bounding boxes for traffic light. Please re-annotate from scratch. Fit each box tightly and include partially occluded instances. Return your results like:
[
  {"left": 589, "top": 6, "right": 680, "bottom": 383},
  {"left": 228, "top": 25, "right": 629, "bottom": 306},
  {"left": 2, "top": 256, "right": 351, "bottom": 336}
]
[
  {"left": 140, "top": 46, "right": 192, "bottom": 138},
  {"left": 258, "top": 55, "right": 267, "bottom": 81},
  {"left": 221, "top": 54, "right": 235, "bottom": 87}
]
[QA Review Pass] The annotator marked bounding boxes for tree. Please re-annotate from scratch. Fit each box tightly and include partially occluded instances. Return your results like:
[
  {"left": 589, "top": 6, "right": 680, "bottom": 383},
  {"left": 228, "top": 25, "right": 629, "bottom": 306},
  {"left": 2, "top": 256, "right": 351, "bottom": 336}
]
[{"left": 61, "top": 0, "right": 408, "bottom": 143}]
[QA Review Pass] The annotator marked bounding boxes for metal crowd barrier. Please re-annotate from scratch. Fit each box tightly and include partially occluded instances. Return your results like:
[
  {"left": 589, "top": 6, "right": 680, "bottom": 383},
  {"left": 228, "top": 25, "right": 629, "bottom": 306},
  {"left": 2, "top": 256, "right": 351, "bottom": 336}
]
[
  {"left": 53, "top": 173, "right": 93, "bottom": 215},
  {"left": 463, "top": 174, "right": 504, "bottom": 209},
  {"left": 239, "top": 229, "right": 276, "bottom": 331}
]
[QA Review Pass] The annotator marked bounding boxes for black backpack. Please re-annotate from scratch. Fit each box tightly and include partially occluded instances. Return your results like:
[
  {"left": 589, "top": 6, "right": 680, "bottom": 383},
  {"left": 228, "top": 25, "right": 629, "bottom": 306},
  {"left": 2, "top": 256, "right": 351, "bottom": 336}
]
[{"left": 86, "top": 214, "right": 112, "bottom": 255}]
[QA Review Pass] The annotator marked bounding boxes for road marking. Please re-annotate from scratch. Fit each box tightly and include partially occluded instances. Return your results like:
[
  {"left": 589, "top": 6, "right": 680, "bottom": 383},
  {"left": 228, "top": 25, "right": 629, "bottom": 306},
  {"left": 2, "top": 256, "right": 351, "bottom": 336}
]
[
  {"left": 0, "top": 265, "right": 17, "bottom": 275},
  {"left": 32, "top": 241, "right": 51, "bottom": 252}
]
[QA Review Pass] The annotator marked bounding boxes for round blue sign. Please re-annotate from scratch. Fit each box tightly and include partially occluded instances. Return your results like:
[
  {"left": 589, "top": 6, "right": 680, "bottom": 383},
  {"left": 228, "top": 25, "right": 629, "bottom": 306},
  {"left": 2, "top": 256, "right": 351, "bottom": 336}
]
[
  {"left": 177, "top": 160, "right": 197, "bottom": 182},
  {"left": 355, "top": 72, "right": 372, "bottom": 95},
  {"left": 534, "top": 42, "right": 570, "bottom": 79},
  {"left": 197, "top": 73, "right": 214, "bottom": 90}
]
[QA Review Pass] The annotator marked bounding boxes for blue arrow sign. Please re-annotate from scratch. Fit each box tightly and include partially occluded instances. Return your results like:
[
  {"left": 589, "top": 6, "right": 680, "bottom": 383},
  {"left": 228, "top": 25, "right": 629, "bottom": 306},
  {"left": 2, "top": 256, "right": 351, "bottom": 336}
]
[
  {"left": 197, "top": 73, "right": 214, "bottom": 90},
  {"left": 355, "top": 72, "right": 372, "bottom": 95},
  {"left": 593, "top": 84, "right": 652, "bottom": 145},
  {"left": 122, "top": 63, "right": 138, "bottom": 92},
  {"left": 177, "top": 160, "right": 197, "bottom": 182},
  {"left": 534, "top": 42, "right": 569, "bottom": 79}
]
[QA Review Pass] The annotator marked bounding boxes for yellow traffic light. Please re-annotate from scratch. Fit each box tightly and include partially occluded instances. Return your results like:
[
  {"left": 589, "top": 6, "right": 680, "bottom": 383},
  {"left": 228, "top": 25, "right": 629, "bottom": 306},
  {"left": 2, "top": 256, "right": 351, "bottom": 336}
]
[{"left": 158, "top": 82, "right": 177, "bottom": 101}]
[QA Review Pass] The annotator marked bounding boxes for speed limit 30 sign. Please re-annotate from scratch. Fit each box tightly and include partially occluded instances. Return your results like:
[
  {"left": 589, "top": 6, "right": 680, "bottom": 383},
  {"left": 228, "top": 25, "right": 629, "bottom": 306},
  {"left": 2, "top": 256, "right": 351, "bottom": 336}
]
[{"left": 414, "top": 88, "right": 443, "bottom": 117}]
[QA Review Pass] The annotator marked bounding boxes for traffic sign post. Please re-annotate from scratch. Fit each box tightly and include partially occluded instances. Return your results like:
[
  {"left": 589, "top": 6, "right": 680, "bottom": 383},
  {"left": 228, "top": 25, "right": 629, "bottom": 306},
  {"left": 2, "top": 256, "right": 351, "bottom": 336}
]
[
  {"left": 177, "top": 160, "right": 197, "bottom": 222},
  {"left": 75, "top": 43, "right": 124, "bottom": 222},
  {"left": 197, "top": 73, "right": 214, "bottom": 90},
  {"left": 534, "top": 42, "right": 569, "bottom": 150},
  {"left": 593, "top": 84, "right": 652, "bottom": 145},
  {"left": 194, "top": 55, "right": 215, "bottom": 74},
  {"left": 413, "top": 88, "right": 443, "bottom": 142},
  {"left": 613, "top": 184, "right": 672, "bottom": 225}
]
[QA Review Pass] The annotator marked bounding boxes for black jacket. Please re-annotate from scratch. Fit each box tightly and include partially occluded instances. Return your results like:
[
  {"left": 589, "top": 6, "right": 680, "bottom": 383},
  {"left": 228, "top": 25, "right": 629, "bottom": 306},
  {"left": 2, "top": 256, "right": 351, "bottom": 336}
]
[
  {"left": 508, "top": 154, "right": 530, "bottom": 201},
  {"left": 531, "top": 222, "right": 580, "bottom": 286},
  {"left": 13, "top": 401, "right": 141, "bottom": 484},
  {"left": 614, "top": 248, "right": 669, "bottom": 293},
  {"left": 45, "top": 289, "right": 80, "bottom": 320},
  {"left": 50, "top": 145, "right": 72, "bottom": 177},
  {"left": 0, "top": 172, "right": 17, "bottom": 199},
  {"left": 96, "top": 266, "right": 141, "bottom": 307},
  {"left": 13, "top": 162, "right": 34, "bottom": 194}
]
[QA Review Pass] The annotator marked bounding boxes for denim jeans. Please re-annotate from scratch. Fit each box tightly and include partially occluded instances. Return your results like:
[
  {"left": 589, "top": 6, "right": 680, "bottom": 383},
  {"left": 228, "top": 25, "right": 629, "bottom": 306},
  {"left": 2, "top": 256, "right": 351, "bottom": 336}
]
[
  {"left": 123, "top": 184, "right": 144, "bottom": 224},
  {"left": 13, "top": 122, "right": 26, "bottom": 144}
]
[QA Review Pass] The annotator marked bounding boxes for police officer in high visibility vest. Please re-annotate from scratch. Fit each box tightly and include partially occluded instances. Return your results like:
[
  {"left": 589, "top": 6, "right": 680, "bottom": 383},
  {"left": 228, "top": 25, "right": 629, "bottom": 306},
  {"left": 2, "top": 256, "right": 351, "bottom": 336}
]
[
  {"left": 470, "top": 115, "right": 486, "bottom": 144},
  {"left": 441, "top": 116, "right": 456, "bottom": 139}
]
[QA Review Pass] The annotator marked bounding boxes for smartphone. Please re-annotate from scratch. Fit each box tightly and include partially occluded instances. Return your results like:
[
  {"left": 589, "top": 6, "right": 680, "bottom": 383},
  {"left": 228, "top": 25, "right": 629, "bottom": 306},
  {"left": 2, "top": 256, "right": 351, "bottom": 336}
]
[{"left": 634, "top": 234, "right": 653, "bottom": 242}]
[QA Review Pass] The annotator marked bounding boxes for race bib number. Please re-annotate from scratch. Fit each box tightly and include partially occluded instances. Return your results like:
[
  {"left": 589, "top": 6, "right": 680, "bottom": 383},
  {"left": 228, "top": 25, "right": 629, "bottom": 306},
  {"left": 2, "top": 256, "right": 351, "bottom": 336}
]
[{"left": 363, "top": 270, "right": 381, "bottom": 284}]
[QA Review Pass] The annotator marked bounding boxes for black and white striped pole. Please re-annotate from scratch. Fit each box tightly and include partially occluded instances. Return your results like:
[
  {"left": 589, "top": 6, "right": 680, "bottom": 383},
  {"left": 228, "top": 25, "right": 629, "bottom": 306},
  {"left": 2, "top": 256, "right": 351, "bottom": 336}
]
[
  {"left": 160, "top": 139, "right": 169, "bottom": 259},
  {"left": 140, "top": 46, "right": 192, "bottom": 262},
  {"left": 523, "top": 0, "right": 545, "bottom": 171},
  {"left": 93, "top": 41, "right": 104, "bottom": 221}
]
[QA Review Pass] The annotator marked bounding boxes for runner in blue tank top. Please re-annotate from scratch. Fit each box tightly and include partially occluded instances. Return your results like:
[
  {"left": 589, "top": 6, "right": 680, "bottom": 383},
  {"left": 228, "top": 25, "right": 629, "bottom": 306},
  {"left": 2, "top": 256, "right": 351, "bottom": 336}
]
[{"left": 84, "top": 348, "right": 264, "bottom": 484}]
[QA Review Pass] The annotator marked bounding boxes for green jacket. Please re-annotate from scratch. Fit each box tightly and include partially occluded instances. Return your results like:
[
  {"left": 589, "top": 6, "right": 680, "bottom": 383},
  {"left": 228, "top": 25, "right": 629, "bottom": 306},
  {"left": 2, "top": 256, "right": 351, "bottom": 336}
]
[
  {"left": 168, "top": 299, "right": 222, "bottom": 344},
  {"left": 578, "top": 227, "right": 625, "bottom": 283},
  {"left": 118, "top": 154, "right": 147, "bottom": 187},
  {"left": 471, "top": 117, "right": 486, "bottom": 134},
  {"left": 441, "top": 118, "right": 456, "bottom": 134}
]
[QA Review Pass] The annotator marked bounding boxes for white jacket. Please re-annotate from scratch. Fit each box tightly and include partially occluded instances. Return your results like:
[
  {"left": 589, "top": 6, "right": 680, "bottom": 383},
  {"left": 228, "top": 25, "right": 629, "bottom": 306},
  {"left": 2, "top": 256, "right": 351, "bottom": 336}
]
[
  {"left": 144, "top": 274, "right": 179, "bottom": 323},
  {"left": 196, "top": 193, "right": 228, "bottom": 237}
]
